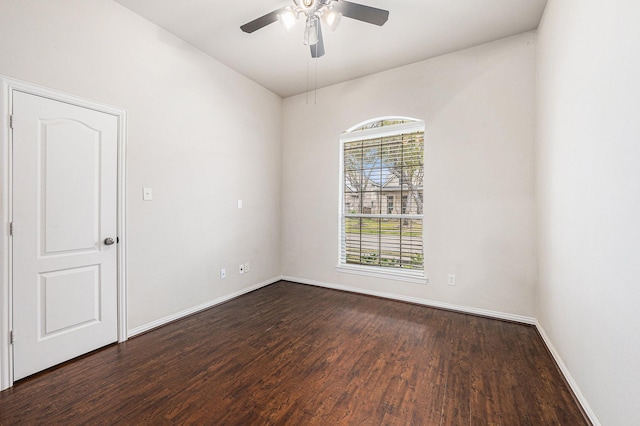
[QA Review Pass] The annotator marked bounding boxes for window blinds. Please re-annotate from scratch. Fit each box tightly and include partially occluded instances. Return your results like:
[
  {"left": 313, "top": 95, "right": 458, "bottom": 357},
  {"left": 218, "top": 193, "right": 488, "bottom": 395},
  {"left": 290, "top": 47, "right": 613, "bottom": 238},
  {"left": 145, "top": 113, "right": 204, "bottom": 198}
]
[{"left": 341, "top": 132, "right": 424, "bottom": 270}]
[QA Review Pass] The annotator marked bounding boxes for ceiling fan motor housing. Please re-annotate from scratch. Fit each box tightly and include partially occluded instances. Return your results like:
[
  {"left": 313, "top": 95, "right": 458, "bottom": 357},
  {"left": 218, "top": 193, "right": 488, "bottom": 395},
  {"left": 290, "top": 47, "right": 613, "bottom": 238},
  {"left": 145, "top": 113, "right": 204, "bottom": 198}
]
[{"left": 295, "top": 0, "right": 334, "bottom": 15}]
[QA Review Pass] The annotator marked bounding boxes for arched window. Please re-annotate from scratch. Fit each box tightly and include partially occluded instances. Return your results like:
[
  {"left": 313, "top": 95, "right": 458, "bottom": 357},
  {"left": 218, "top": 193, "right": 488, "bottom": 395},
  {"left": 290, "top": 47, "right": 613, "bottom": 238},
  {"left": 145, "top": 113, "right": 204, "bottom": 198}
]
[{"left": 337, "top": 117, "right": 425, "bottom": 283}]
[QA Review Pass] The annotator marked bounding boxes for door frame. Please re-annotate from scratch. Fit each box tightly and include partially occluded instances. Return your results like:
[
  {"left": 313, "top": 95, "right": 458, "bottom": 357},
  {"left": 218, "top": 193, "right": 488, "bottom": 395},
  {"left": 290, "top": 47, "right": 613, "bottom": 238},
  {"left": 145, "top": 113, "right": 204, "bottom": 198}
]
[{"left": 0, "top": 76, "right": 128, "bottom": 390}]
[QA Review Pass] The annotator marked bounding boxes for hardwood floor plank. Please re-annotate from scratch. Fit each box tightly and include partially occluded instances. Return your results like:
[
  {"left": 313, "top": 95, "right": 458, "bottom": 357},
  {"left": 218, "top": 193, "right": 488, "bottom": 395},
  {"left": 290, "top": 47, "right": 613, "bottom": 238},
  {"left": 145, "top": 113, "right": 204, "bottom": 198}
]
[{"left": 0, "top": 281, "right": 589, "bottom": 425}]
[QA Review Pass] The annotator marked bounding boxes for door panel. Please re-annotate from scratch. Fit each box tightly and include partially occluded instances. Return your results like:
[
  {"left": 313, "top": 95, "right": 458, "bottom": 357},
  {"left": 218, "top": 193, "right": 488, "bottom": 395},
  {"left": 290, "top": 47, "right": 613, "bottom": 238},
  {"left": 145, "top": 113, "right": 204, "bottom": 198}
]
[
  {"left": 40, "top": 265, "right": 100, "bottom": 336},
  {"left": 12, "top": 91, "right": 118, "bottom": 381},
  {"left": 42, "top": 119, "right": 101, "bottom": 255}
]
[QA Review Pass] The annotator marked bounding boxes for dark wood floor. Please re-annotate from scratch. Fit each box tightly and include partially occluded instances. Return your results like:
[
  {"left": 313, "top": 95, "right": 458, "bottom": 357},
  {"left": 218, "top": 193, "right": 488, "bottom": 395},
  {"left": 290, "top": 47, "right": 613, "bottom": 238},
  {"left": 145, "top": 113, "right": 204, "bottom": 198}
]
[{"left": 0, "top": 281, "right": 588, "bottom": 425}]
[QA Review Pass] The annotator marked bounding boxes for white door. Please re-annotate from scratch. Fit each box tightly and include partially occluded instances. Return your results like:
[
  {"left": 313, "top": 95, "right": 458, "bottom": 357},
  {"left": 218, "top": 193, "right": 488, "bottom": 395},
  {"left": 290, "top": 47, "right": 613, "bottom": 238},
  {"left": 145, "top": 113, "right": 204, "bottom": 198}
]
[{"left": 12, "top": 91, "right": 119, "bottom": 380}]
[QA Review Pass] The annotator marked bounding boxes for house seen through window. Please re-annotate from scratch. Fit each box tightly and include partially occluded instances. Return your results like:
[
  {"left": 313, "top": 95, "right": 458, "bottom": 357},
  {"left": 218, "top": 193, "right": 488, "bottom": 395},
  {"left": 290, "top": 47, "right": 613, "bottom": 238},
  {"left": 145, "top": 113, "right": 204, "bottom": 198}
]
[{"left": 338, "top": 117, "right": 425, "bottom": 282}]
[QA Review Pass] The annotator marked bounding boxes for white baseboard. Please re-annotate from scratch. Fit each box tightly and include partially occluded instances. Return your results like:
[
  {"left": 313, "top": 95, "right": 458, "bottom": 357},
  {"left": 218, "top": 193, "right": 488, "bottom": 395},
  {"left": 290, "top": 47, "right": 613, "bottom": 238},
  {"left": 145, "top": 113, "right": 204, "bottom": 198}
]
[
  {"left": 535, "top": 321, "right": 601, "bottom": 426},
  {"left": 281, "top": 275, "right": 536, "bottom": 325},
  {"left": 127, "top": 275, "right": 282, "bottom": 338}
]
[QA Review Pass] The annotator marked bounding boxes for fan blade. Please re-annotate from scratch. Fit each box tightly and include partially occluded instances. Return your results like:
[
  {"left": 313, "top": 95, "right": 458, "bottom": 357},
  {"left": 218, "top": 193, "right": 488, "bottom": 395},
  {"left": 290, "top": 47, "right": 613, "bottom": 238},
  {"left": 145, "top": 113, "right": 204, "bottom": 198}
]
[
  {"left": 310, "top": 22, "right": 325, "bottom": 58},
  {"left": 240, "top": 9, "right": 282, "bottom": 33},
  {"left": 334, "top": 0, "right": 389, "bottom": 26}
]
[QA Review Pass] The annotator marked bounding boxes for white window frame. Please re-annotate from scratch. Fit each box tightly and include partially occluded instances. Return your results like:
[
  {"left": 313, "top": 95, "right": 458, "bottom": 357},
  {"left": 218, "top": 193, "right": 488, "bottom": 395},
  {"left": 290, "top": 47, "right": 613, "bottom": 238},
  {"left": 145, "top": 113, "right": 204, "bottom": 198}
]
[{"left": 336, "top": 117, "right": 427, "bottom": 284}]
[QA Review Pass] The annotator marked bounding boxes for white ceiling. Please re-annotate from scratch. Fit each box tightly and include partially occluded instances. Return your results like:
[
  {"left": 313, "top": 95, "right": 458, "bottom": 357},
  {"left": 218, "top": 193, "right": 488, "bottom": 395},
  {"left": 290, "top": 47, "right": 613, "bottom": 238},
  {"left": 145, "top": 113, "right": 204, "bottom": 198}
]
[{"left": 114, "top": 0, "right": 547, "bottom": 98}]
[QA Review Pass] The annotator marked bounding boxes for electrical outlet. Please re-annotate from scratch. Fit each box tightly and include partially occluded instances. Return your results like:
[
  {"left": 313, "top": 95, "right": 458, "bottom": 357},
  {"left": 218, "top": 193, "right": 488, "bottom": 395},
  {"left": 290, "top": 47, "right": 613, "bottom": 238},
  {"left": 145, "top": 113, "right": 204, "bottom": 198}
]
[
  {"left": 220, "top": 268, "right": 226, "bottom": 279},
  {"left": 244, "top": 262, "right": 250, "bottom": 273},
  {"left": 448, "top": 274, "right": 456, "bottom": 286},
  {"left": 239, "top": 264, "right": 245, "bottom": 274}
]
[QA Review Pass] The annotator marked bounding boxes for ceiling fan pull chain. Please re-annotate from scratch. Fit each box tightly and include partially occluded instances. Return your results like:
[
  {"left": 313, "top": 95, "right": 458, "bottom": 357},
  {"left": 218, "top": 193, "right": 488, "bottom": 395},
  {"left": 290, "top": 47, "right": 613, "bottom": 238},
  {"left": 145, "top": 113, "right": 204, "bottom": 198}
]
[
  {"left": 314, "top": 33, "right": 318, "bottom": 105},
  {"left": 306, "top": 54, "right": 310, "bottom": 104}
]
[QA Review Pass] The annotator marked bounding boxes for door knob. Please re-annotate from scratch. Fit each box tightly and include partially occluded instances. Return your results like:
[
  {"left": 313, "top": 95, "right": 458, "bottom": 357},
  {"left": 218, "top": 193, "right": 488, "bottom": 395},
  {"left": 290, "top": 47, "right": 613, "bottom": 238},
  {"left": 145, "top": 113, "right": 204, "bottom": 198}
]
[{"left": 104, "top": 237, "right": 115, "bottom": 245}]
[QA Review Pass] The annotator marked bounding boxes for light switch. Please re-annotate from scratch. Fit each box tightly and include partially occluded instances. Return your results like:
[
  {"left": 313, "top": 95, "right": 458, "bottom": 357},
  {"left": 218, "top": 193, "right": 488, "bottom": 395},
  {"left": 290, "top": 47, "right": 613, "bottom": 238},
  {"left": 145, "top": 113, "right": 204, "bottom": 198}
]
[
  {"left": 143, "top": 187, "right": 153, "bottom": 201},
  {"left": 237, "top": 199, "right": 243, "bottom": 209}
]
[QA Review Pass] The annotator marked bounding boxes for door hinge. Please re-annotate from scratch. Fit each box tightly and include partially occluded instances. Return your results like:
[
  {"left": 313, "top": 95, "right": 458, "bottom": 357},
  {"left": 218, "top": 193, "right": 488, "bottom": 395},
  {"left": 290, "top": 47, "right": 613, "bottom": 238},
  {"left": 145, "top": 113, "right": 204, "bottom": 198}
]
[
  {"left": 10, "top": 331, "right": 14, "bottom": 345},
  {"left": 9, "top": 115, "right": 14, "bottom": 129},
  {"left": 9, "top": 222, "right": 14, "bottom": 236}
]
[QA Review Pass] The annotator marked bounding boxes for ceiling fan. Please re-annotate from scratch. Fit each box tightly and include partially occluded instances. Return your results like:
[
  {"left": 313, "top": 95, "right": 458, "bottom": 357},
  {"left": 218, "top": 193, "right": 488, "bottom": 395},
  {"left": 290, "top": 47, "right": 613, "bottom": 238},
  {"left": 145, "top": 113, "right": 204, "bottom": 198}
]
[{"left": 240, "top": 0, "right": 389, "bottom": 58}]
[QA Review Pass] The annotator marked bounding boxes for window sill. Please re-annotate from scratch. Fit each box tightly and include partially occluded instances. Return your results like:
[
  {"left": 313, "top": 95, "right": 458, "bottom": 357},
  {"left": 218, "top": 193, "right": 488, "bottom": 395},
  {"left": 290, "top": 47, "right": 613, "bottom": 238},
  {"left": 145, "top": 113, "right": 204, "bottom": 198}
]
[{"left": 335, "top": 264, "right": 428, "bottom": 285}]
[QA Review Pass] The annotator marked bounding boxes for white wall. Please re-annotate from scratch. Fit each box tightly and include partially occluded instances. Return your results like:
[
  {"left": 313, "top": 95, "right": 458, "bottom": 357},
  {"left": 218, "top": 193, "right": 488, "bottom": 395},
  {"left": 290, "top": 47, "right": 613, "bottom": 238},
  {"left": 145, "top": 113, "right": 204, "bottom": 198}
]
[
  {"left": 0, "top": 0, "right": 282, "bottom": 331},
  {"left": 281, "top": 33, "right": 537, "bottom": 318},
  {"left": 536, "top": 0, "right": 640, "bottom": 424}
]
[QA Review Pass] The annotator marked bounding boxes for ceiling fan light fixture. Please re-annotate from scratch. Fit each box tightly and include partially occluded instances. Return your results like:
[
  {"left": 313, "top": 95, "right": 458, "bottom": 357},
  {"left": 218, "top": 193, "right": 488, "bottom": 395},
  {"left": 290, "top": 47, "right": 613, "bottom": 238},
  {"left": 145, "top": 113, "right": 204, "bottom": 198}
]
[
  {"left": 323, "top": 7, "right": 341, "bottom": 31},
  {"left": 278, "top": 6, "right": 298, "bottom": 32},
  {"left": 304, "top": 16, "right": 319, "bottom": 46}
]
